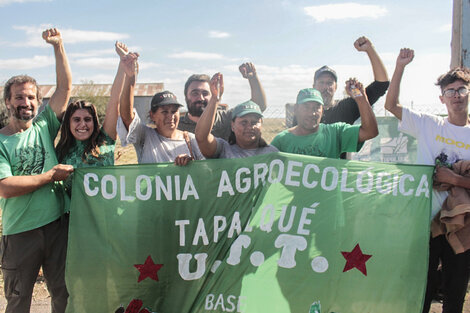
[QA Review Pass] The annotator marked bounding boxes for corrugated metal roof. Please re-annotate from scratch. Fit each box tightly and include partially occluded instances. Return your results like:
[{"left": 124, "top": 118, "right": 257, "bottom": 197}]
[{"left": 0, "top": 83, "right": 164, "bottom": 99}]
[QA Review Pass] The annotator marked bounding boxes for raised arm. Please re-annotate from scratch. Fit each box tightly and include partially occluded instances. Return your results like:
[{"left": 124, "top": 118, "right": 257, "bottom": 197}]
[
  {"left": 239, "top": 63, "right": 267, "bottom": 112},
  {"left": 384, "top": 48, "right": 414, "bottom": 120},
  {"left": 102, "top": 42, "right": 129, "bottom": 139},
  {"left": 345, "top": 78, "right": 378, "bottom": 142},
  {"left": 43, "top": 28, "right": 72, "bottom": 120},
  {"left": 119, "top": 52, "right": 139, "bottom": 130},
  {"left": 0, "top": 164, "right": 73, "bottom": 198},
  {"left": 354, "top": 36, "right": 388, "bottom": 82},
  {"left": 195, "top": 73, "right": 224, "bottom": 158}
]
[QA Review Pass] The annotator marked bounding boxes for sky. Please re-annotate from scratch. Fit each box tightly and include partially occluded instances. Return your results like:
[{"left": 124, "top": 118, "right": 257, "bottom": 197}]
[{"left": 0, "top": 0, "right": 456, "bottom": 117}]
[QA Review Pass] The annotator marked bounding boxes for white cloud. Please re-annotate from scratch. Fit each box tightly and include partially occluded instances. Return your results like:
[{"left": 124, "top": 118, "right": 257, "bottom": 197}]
[
  {"left": 304, "top": 3, "right": 387, "bottom": 22},
  {"left": 437, "top": 23, "right": 452, "bottom": 33},
  {"left": 139, "top": 62, "right": 160, "bottom": 70},
  {"left": 209, "top": 31, "right": 231, "bottom": 38},
  {"left": 75, "top": 74, "right": 115, "bottom": 84},
  {"left": 0, "top": 0, "right": 50, "bottom": 6},
  {"left": 62, "top": 29, "right": 129, "bottom": 44},
  {"left": 73, "top": 57, "right": 117, "bottom": 69},
  {"left": 0, "top": 55, "right": 54, "bottom": 69},
  {"left": 11, "top": 25, "right": 129, "bottom": 47},
  {"left": 68, "top": 49, "right": 115, "bottom": 58},
  {"left": 168, "top": 51, "right": 225, "bottom": 60}
]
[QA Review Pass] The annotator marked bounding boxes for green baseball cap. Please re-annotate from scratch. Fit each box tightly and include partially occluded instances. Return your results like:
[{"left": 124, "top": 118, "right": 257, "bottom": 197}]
[
  {"left": 296, "top": 88, "right": 324, "bottom": 105},
  {"left": 232, "top": 100, "right": 263, "bottom": 118}
]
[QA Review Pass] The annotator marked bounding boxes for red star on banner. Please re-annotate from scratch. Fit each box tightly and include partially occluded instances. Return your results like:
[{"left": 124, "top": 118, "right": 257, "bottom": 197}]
[
  {"left": 341, "top": 244, "right": 372, "bottom": 276},
  {"left": 134, "top": 255, "right": 163, "bottom": 282}
]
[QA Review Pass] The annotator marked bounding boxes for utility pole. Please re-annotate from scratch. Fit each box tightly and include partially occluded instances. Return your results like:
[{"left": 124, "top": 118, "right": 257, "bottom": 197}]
[{"left": 451, "top": 0, "right": 470, "bottom": 68}]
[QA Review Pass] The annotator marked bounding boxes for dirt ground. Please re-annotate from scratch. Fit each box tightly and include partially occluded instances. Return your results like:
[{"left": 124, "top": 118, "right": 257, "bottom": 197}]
[{"left": 0, "top": 274, "right": 468, "bottom": 313}]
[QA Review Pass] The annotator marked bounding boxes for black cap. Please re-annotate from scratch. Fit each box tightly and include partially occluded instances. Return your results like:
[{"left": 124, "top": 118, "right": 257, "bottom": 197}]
[
  {"left": 150, "top": 91, "right": 182, "bottom": 110},
  {"left": 314, "top": 65, "right": 337, "bottom": 82}
]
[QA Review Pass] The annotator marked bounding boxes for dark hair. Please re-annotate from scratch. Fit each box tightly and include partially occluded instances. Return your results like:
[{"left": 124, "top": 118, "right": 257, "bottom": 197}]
[
  {"left": 56, "top": 100, "right": 104, "bottom": 163},
  {"left": 183, "top": 74, "right": 211, "bottom": 98},
  {"left": 228, "top": 115, "right": 267, "bottom": 147},
  {"left": 436, "top": 67, "right": 470, "bottom": 91},
  {"left": 3, "top": 75, "right": 42, "bottom": 104}
]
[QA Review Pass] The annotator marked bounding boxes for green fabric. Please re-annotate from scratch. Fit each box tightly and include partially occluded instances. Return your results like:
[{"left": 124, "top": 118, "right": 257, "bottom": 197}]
[
  {"left": 271, "top": 123, "right": 362, "bottom": 158},
  {"left": 0, "top": 105, "right": 69, "bottom": 235},
  {"left": 66, "top": 153, "right": 432, "bottom": 313},
  {"left": 61, "top": 127, "right": 115, "bottom": 194}
]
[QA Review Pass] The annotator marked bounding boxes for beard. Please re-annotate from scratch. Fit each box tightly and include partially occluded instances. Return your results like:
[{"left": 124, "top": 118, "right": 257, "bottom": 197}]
[
  {"left": 187, "top": 100, "right": 207, "bottom": 117},
  {"left": 321, "top": 91, "right": 334, "bottom": 107},
  {"left": 10, "top": 105, "right": 36, "bottom": 121}
]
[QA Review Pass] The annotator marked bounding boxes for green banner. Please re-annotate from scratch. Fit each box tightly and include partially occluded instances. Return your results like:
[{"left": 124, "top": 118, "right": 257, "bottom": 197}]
[
  {"left": 351, "top": 116, "right": 418, "bottom": 163},
  {"left": 66, "top": 152, "right": 432, "bottom": 313}
]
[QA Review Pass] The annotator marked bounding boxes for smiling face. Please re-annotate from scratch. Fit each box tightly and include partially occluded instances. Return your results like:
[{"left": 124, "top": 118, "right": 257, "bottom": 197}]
[
  {"left": 185, "top": 81, "right": 211, "bottom": 117},
  {"left": 231, "top": 113, "right": 262, "bottom": 149},
  {"left": 70, "top": 109, "right": 94, "bottom": 141},
  {"left": 151, "top": 104, "right": 180, "bottom": 137},
  {"left": 6, "top": 82, "right": 39, "bottom": 122},
  {"left": 294, "top": 101, "right": 323, "bottom": 134}
]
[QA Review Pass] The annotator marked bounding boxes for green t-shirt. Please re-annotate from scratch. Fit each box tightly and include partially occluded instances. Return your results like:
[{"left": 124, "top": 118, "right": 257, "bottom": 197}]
[
  {"left": 61, "top": 127, "right": 115, "bottom": 194},
  {"left": 0, "top": 105, "right": 69, "bottom": 235},
  {"left": 271, "top": 123, "right": 362, "bottom": 158}
]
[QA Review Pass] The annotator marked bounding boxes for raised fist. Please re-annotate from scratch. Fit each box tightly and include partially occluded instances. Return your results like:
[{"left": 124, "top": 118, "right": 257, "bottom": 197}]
[
  {"left": 239, "top": 62, "right": 257, "bottom": 79},
  {"left": 354, "top": 36, "right": 372, "bottom": 52},
  {"left": 396, "top": 48, "right": 414, "bottom": 67},
  {"left": 42, "top": 28, "right": 62, "bottom": 46}
]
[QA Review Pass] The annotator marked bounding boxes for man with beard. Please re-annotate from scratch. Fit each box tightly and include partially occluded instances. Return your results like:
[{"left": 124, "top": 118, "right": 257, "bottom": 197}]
[
  {"left": 178, "top": 62, "right": 266, "bottom": 141},
  {"left": 314, "top": 36, "right": 389, "bottom": 125},
  {"left": 0, "top": 28, "right": 73, "bottom": 313}
]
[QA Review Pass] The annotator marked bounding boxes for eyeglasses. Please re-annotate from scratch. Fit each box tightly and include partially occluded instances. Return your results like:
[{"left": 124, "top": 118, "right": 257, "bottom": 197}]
[{"left": 443, "top": 86, "right": 469, "bottom": 98}]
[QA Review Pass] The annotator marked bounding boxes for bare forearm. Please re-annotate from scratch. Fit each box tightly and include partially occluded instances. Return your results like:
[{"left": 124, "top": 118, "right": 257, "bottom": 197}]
[
  {"left": 195, "top": 97, "right": 218, "bottom": 157},
  {"left": 366, "top": 47, "right": 388, "bottom": 82},
  {"left": 248, "top": 74, "right": 267, "bottom": 111},
  {"left": 119, "top": 75, "right": 136, "bottom": 129},
  {"left": 446, "top": 174, "right": 470, "bottom": 189},
  {"left": 384, "top": 65, "right": 405, "bottom": 120},
  {"left": 0, "top": 164, "right": 73, "bottom": 198},
  {"left": 195, "top": 97, "right": 217, "bottom": 142},
  {"left": 103, "top": 62, "right": 126, "bottom": 139},
  {"left": 49, "top": 42, "right": 72, "bottom": 119},
  {"left": 0, "top": 173, "right": 53, "bottom": 198},
  {"left": 357, "top": 96, "right": 378, "bottom": 141}
]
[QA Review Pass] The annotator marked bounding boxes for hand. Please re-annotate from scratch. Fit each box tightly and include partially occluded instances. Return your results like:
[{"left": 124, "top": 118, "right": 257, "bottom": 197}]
[
  {"left": 354, "top": 36, "right": 373, "bottom": 52},
  {"left": 396, "top": 48, "right": 414, "bottom": 67},
  {"left": 115, "top": 41, "right": 129, "bottom": 59},
  {"left": 239, "top": 62, "right": 257, "bottom": 79},
  {"left": 210, "top": 72, "right": 224, "bottom": 101},
  {"left": 122, "top": 52, "right": 139, "bottom": 77},
  {"left": 50, "top": 164, "right": 74, "bottom": 182},
  {"left": 434, "top": 165, "right": 457, "bottom": 185},
  {"left": 174, "top": 154, "right": 193, "bottom": 166},
  {"left": 345, "top": 78, "right": 365, "bottom": 98},
  {"left": 42, "top": 28, "right": 62, "bottom": 46}
]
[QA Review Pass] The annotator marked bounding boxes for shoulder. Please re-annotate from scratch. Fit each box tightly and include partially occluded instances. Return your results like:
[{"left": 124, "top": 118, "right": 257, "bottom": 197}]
[
  {"left": 34, "top": 105, "right": 59, "bottom": 125},
  {"left": 216, "top": 108, "right": 232, "bottom": 121},
  {"left": 402, "top": 107, "right": 441, "bottom": 124},
  {"left": 273, "top": 129, "right": 290, "bottom": 139}
]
